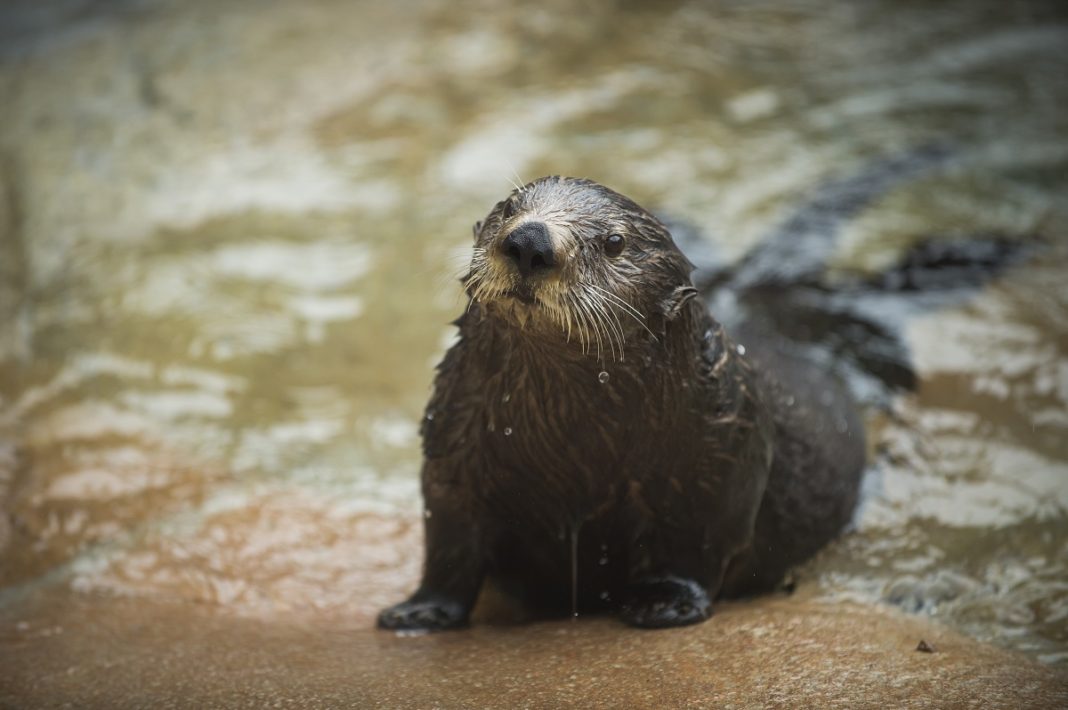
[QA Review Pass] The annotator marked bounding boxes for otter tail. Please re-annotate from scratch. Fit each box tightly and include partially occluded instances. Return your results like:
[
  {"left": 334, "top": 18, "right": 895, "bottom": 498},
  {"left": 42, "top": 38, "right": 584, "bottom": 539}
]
[
  {"left": 680, "top": 146, "right": 1037, "bottom": 407},
  {"left": 728, "top": 233, "right": 1035, "bottom": 405},
  {"left": 858, "top": 233, "right": 1035, "bottom": 295},
  {"left": 715, "top": 142, "right": 954, "bottom": 292}
]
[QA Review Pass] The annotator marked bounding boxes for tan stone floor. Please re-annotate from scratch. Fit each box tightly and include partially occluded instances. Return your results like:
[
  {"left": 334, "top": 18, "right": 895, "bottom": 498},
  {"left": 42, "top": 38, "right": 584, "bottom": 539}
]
[{"left": 2, "top": 588, "right": 1066, "bottom": 709}]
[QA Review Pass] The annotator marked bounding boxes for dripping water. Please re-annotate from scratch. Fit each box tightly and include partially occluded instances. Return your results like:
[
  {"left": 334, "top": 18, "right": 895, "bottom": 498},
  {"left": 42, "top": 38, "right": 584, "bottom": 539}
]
[{"left": 569, "top": 524, "right": 580, "bottom": 620}]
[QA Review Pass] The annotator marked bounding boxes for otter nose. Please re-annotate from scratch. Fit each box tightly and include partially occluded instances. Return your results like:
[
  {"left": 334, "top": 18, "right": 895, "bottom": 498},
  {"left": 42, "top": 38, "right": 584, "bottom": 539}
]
[{"left": 501, "top": 222, "right": 556, "bottom": 278}]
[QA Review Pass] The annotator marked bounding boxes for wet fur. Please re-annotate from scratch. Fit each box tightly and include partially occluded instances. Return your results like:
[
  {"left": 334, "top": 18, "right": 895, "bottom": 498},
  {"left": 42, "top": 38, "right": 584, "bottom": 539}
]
[{"left": 378, "top": 176, "right": 865, "bottom": 630}]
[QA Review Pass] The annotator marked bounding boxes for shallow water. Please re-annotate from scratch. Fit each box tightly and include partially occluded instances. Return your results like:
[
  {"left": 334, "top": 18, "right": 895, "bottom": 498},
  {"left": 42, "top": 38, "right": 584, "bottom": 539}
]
[{"left": 1, "top": 0, "right": 1066, "bottom": 673}]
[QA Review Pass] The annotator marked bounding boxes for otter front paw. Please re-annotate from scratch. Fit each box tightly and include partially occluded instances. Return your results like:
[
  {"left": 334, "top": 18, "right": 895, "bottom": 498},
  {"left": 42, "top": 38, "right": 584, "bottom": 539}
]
[
  {"left": 376, "top": 595, "right": 470, "bottom": 632},
  {"left": 620, "top": 576, "right": 712, "bottom": 629}
]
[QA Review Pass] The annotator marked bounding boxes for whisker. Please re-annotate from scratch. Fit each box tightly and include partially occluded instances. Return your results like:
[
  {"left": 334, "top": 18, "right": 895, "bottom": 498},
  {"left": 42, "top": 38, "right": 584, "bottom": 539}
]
[
  {"left": 568, "top": 292, "right": 586, "bottom": 354},
  {"left": 584, "top": 286, "right": 625, "bottom": 362},
  {"left": 591, "top": 300, "right": 608, "bottom": 362},
  {"left": 602, "top": 298, "right": 628, "bottom": 362},
  {"left": 591, "top": 301, "right": 616, "bottom": 362},
  {"left": 568, "top": 291, "right": 593, "bottom": 355},
  {"left": 572, "top": 290, "right": 598, "bottom": 356},
  {"left": 547, "top": 289, "right": 574, "bottom": 344},
  {"left": 563, "top": 298, "right": 573, "bottom": 343},
  {"left": 585, "top": 283, "right": 645, "bottom": 321},
  {"left": 583, "top": 282, "right": 659, "bottom": 342},
  {"left": 586, "top": 284, "right": 655, "bottom": 335}
]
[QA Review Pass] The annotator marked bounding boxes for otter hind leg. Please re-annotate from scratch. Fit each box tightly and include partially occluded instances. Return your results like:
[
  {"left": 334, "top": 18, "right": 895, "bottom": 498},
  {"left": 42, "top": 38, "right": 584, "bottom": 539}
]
[
  {"left": 617, "top": 520, "right": 732, "bottom": 629},
  {"left": 620, "top": 576, "right": 712, "bottom": 628}
]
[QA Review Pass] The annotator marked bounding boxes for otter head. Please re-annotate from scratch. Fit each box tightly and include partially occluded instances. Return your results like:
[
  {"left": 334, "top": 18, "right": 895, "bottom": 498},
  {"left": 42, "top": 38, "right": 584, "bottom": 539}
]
[{"left": 463, "top": 176, "right": 696, "bottom": 360}]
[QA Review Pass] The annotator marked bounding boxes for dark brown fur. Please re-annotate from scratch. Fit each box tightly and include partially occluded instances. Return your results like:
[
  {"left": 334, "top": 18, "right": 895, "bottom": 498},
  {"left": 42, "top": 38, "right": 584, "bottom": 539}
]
[{"left": 378, "top": 176, "right": 865, "bottom": 630}]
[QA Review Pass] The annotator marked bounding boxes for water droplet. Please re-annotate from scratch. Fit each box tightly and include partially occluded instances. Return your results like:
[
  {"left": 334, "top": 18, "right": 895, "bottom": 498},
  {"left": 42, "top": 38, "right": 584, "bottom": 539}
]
[
  {"left": 395, "top": 628, "right": 431, "bottom": 638},
  {"left": 599, "top": 590, "right": 610, "bottom": 601},
  {"left": 600, "top": 543, "right": 608, "bottom": 551},
  {"left": 424, "top": 509, "right": 433, "bottom": 519},
  {"left": 597, "top": 371, "right": 610, "bottom": 384},
  {"left": 502, "top": 393, "right": 511, "bottom": 403},
  {"left": 598, "top": 556, "right": 608, "bottom": 566},
  {"left": 486, "top": 421, "right": 495, "bottom": 432},
  {"left": 736, "top": 343, "right": 746, "bottom": 356},
  {"left": 785, "top": 396, "right": 795, "bottom": 406},
  {"left": 503, "top": 427, "right": 513, "bottom": 436},
  {"left": 425, "top": 411, "right": 435, "bottom": 421}
]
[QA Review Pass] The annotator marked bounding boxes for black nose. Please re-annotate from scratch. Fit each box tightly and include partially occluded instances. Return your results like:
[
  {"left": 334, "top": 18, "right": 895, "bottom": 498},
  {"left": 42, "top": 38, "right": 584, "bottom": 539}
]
[{"left": 501, "top": 222, "right": 556, "bottom": 278}]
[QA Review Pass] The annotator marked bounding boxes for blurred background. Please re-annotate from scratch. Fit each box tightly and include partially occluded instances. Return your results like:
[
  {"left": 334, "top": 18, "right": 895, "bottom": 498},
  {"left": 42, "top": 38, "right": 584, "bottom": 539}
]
[{"left": 1, "top": 0, "right": 1066, "bottom": 680}]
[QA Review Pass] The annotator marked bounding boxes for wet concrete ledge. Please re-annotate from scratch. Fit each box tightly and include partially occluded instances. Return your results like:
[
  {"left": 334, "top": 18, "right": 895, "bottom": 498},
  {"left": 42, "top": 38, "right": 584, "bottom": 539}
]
[{"left": 2, "top": 589, "right": 1065, "bottom": 708}]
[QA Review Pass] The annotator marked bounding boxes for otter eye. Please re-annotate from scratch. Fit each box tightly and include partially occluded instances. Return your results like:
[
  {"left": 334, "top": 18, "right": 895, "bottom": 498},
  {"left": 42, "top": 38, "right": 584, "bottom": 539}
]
[{"left": 604, "top": 233, "right": 625, "bottom": 257}]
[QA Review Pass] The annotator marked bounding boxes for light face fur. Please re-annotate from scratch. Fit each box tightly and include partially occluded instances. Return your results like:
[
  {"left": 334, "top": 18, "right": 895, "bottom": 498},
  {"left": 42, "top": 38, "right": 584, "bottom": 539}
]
[
  {"left": 377, "top": 176, "right": 866, "bottom": 632},
  {"left": 463, "top": 176, "right": 694, "bottom": 362}
]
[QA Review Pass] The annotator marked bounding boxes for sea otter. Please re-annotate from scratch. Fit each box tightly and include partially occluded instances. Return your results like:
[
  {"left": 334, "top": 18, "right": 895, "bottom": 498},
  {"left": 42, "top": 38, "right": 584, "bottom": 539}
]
[{"left": 377, "top": 176, "right": 866, "bottom": 630}]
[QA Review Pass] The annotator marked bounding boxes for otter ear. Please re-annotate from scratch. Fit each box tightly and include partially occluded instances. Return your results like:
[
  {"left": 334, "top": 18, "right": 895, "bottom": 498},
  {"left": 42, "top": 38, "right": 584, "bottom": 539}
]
[
  {"left": 660, "top": 285, "right": 698, "bottom": 321},
  {"left": 471, "top": 220, "right": 483, "bottom": 241}
]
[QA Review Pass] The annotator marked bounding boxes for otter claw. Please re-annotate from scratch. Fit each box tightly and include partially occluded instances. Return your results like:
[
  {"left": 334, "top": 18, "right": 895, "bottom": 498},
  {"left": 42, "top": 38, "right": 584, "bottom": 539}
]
[
  {"left": 620, "top": 576, "right": 712, "bottom": 629},
  {"left": 376, "top": 596, "right": 469, "bottom": 632}
]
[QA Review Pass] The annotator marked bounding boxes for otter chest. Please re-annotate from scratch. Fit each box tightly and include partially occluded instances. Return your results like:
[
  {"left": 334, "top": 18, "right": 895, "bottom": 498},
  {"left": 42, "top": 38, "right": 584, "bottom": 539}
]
[{"left": 475, "top": 363, "right": 646, "bottom": 520}]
